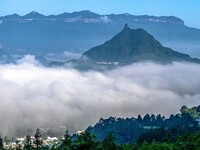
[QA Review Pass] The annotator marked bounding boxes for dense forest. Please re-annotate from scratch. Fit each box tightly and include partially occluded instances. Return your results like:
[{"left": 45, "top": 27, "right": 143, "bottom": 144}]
[
  {"left": 87, "top": 105, "right": 199, "bottom": 144},
  {"left": 0, "top": 105, "right": 200, "bottom": 149},
  {"left": 1, "top": 128, "right": 200, "bottom": 150}
]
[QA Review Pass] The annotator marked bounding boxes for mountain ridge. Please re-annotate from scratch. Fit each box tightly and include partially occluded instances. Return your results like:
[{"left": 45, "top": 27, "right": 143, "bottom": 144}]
[
  {"left": 0, "top": 10, "right": 184, "bottom": 25},
  {"left": 22, "top": 11, "right": 45, "bottom": 19},
  {"left": 0, "top": 10, "right": 200, "bottom": 63}
]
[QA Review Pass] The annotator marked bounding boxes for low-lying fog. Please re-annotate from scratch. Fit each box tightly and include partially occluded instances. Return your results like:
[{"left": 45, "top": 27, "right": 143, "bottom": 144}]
[{"left": 0, "top": 56, "right": 200, "bottom": 135}]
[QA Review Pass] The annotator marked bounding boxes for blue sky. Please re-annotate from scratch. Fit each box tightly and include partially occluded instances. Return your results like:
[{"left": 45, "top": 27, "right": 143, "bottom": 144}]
[{"left": 0, "top": 0, "right": 199, "bottom": 28}]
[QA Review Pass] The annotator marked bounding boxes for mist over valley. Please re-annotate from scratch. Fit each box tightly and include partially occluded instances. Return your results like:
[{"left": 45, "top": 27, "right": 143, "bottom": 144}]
[{"left": 1, "top": 2, "right": 200, "bottom": 148}]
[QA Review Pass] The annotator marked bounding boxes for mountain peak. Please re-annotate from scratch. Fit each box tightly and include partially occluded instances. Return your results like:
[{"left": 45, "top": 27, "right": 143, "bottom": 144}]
[
  {"left": 30, "top": 11, "right": 37, "bottom": 14},
  {"left": 23, "top": 11, "right": 45, "bottom": 18},
  {"left": 79, "top": 10, "right": 93, "bottom": 13},
  {"left": 55, "top": 10, "right": 100, "bottom": 19},
  {"left": 72, "top": 10, "right": 100, "bottom": 18},
  {"left": 81, "top": 26, "right": 196, "bottom": 64}
]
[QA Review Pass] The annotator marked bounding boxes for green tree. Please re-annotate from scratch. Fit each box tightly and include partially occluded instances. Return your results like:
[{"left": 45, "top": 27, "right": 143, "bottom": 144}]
[
  {"left": 0, "top": 136, "right": 4, "bottom": 150},
  {"left": 58, "top": 130, "right": 72, "bottom": 150},
  {"left": 143, "top": 114, "right": 151, "bottom": 125},
  {"left": 150, "top": 114, "right": 156, "bottom": 125},
  {"left": 155, "top": 114, "right": 164, "bottom": 126},
  {"left": 137, "top": 115, "right": 143, "bottom": 123},
  {"left": 75, "top": 131, "right": 98, "bottom": 150},
  {"left": 15, "top": 140, "right": 23, "bottom": 150},
  {"left": 164, "top": 131, "right": 173, "bottom": 142},
  {"left": 34, "top": 128, "right": 43, "bottom": 149},
  {"left": 3, "top": 136, "right": 10, "bottom": 145},
  {"left": 101, "top": 133, "right": 118, "bottom": 150},
  {"left": 180, "top": 105, "right": 188, "bottom": 114},
  {"left": 24, "top": 135, "right": 33, "bottom": 150}
]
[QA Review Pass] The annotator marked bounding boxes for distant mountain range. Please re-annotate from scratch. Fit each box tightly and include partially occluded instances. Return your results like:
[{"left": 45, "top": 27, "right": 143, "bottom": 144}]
[{"left": 0, "top": 10, "right": 200, "bottom": 62}]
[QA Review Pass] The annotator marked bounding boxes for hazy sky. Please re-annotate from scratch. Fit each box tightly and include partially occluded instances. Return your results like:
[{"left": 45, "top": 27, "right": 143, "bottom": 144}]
[{"left": 0, "top": 0, "right": 199, "bottom": 28}]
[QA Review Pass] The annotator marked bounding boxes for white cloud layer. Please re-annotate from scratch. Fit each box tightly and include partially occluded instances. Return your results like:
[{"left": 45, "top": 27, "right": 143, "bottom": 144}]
[{"left": 0, "top": 61, "right": 200, "bottom": 135}]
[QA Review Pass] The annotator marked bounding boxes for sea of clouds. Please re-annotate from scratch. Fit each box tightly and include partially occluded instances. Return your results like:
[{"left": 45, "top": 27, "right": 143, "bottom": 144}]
[{"left": 0, "top": 57, "right": 200, "bottom": 135}]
